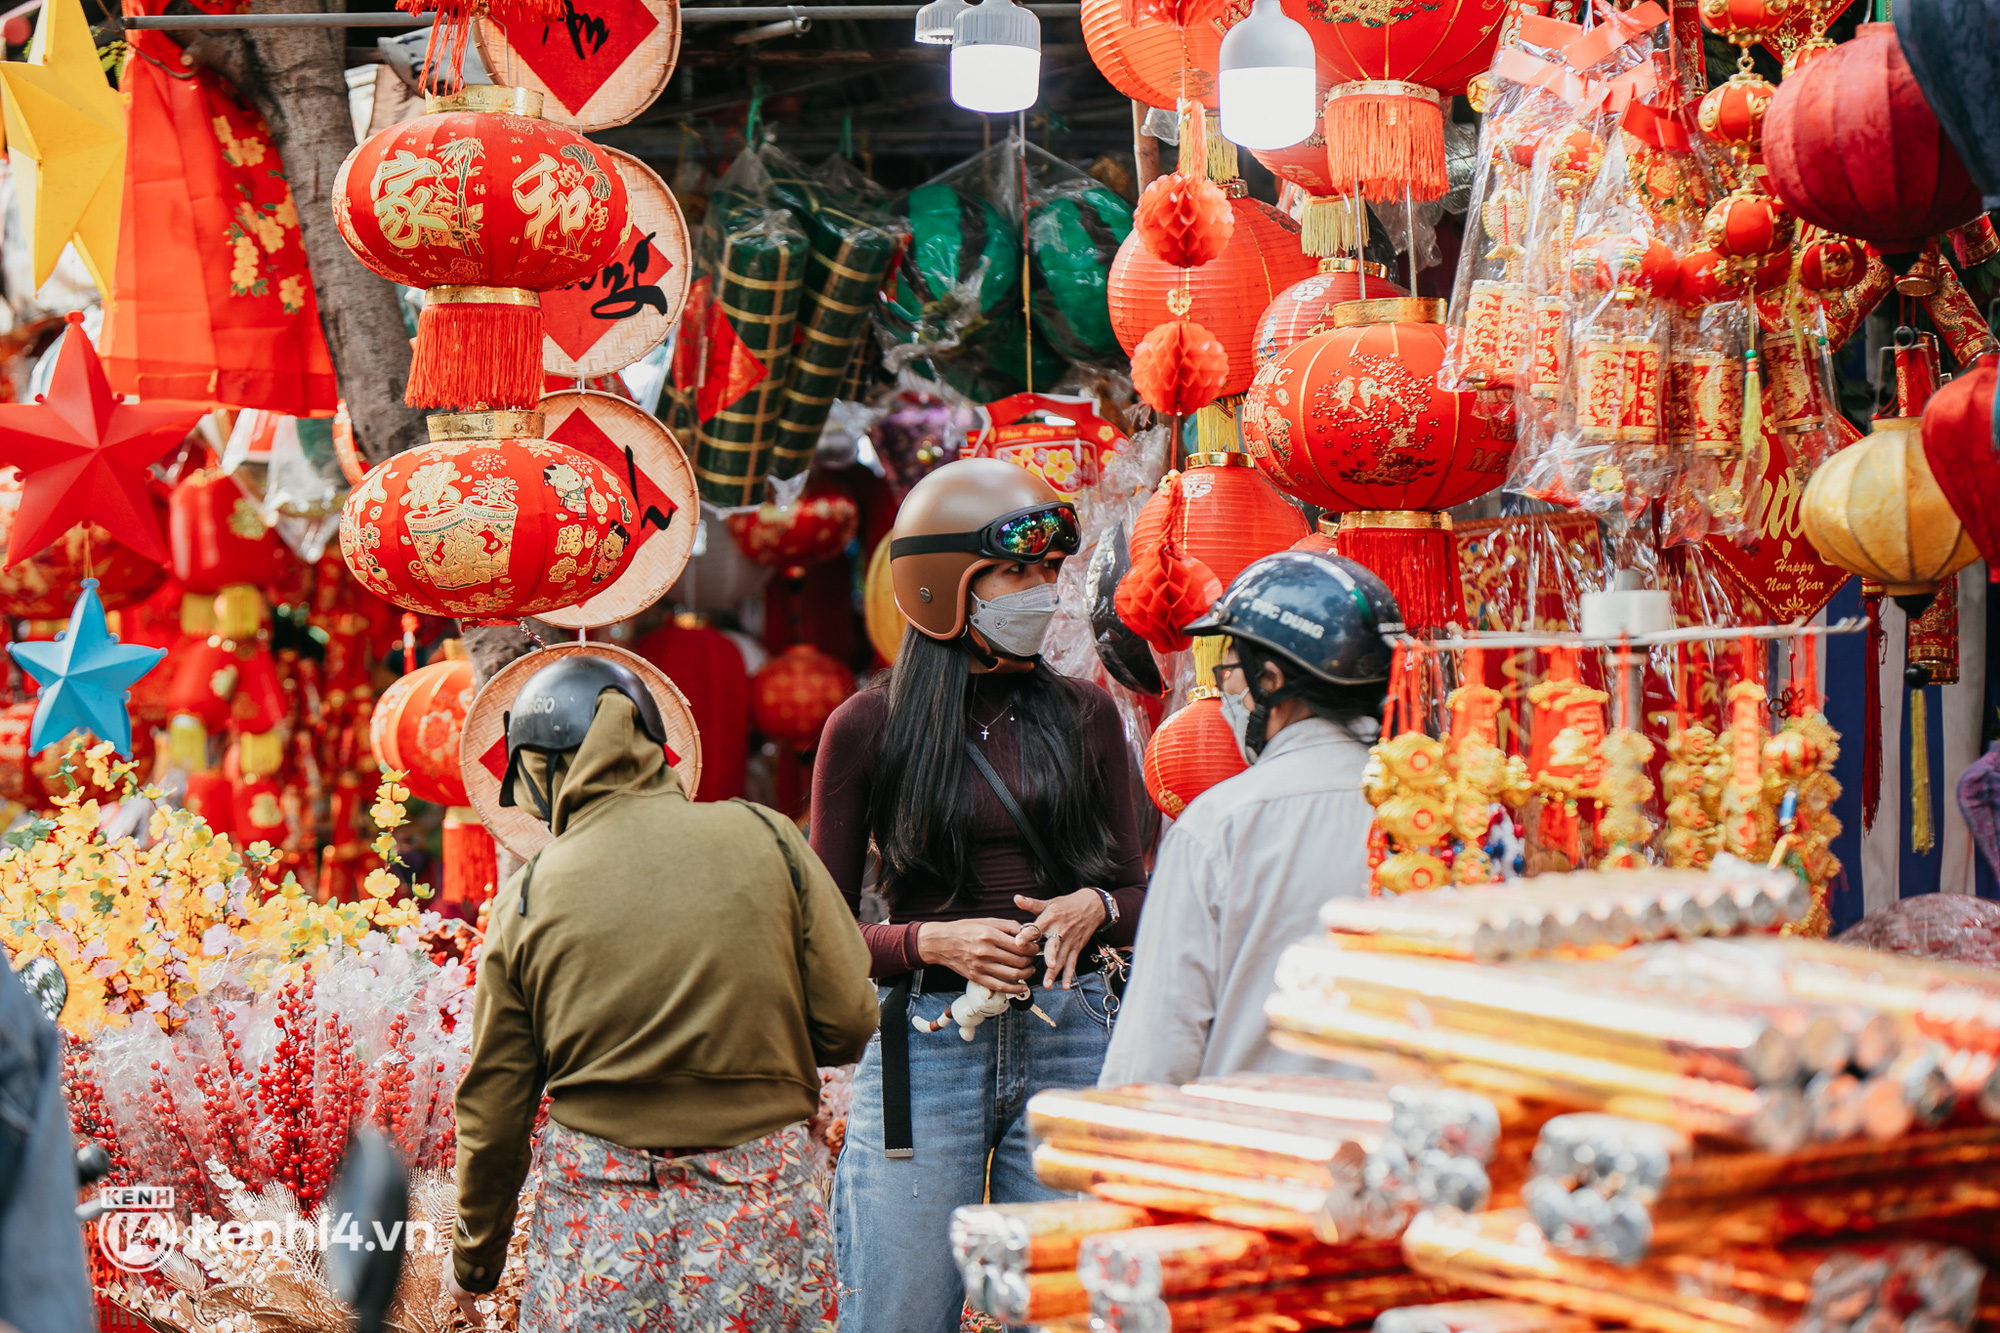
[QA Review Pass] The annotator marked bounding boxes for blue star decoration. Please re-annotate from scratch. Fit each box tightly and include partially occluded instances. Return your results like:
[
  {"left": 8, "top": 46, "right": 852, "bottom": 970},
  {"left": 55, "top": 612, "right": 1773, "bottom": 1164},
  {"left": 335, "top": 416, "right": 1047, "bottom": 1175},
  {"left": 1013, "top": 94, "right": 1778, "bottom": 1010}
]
[{"left": 7, "top": 578, "right": 165, "bottom": 758}]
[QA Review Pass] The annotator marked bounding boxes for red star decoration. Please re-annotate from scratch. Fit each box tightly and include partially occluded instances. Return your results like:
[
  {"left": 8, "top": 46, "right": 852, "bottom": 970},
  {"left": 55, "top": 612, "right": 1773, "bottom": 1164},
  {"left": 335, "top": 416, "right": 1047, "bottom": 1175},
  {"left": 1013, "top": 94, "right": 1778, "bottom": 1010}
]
[{"left": 0, "top": 313, "right": 205, "bottom": 567}]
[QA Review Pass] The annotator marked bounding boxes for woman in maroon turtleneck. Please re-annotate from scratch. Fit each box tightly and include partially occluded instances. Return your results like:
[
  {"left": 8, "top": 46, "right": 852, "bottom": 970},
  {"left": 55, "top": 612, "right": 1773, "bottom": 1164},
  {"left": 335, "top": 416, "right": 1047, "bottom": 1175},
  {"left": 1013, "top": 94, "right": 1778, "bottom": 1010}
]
[{"left": 809, "top": 458, "right": 1146, "bottom": 1333}]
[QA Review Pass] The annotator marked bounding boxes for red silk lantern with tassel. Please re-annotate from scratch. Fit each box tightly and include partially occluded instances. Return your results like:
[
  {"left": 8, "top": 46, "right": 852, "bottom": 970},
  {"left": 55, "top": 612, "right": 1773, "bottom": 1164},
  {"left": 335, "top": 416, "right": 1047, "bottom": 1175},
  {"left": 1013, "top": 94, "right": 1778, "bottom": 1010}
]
[
  {"left": 1134, "top": 173, "right": 1235, "bottom": 268},
  {"left": 1132, "top": 321, "right": 1231, "bottom": 417},
  {"left": 339, "top": 409, "right": 640, "bottom": 620},
  {"left": 1307, "top": 0, "right": 1509, "bottom": 203},
  {"left": 1254, "top": 260, "right": 1404, "bottom": 368},
  {"left": 169, "top": 469, "right": 285, "bottom": 595},
  {"left": 1144, "top": 693, "right": 1247, "bottom": 815},
  {"left": 1240, "top": 297, "right": 1509, "bottom": 632},
  {"left": 0, "top": 470, "right": 166, "bottom": 617},
  {"left": 369, "top": 656, "right": 474, "bottom": 807},
  {"left": 723, "top": 483, "right": 860, "bottom": 582},
  {"left": 1920, "top": 350, "right": 2000, "bottom": 571},
  {"left": 1763, "top": 23, "right": 1983, "bottom": 254},
  {"left": 1797, "top": 232, "right": 1868, "bottom": 291},
  {"left": 443, "top": 810, "right": 498, "bottom": 911},
  {"left": 1110, "top": 198, "right": 1317, "bottom": 399},
  {"left": 750, "top": 644, "right": 854, "bottom": 751},
  {"left": 332, "top": 86, "right": 629, "bottom": 410}
]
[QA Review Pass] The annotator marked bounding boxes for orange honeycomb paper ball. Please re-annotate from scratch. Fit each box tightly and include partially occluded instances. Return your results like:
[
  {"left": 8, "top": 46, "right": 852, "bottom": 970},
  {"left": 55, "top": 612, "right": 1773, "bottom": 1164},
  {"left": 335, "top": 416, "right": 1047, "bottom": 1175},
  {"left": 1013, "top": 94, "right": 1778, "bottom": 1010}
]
[
  {"left": 1134, "top": 172, "right": 1235, "bottom": 268},
  {"left": 1132, "top": 320, "right": 1231, "bottom": 417}
]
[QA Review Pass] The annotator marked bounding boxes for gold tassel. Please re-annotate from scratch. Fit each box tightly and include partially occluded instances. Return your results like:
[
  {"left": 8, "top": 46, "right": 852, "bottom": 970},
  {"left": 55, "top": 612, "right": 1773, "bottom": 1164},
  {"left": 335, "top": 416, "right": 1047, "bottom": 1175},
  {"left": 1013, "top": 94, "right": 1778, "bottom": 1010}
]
[
  {"left": 1910, "top": 685, "right": 1935, "bottom": 854},
  {"left": 169, "top": 716, "right": 209, "bottom": 771},
  {"left": 1195, "top": 397, "right": 1242, "bottom": 452},
  {"left": 215, "top": 584, "right": 265, "bottom": 641},
  {"left": 1300, "top": 195, "right": 1367, "bottom": 258},
  {"left": 1177, "top": 105, "right": 1235, "bottom": 182},
  {"left": 181, "top": 592, "right": 217, "bottom": 639},
  {"left": 1189, "top": 633, "right": 1229, "bottom": 702},
  {"left": 1740, "top": 349, "right": 1763, "bottom": 458},
  {"left": 238, "top": 728, "right": 284, "bottom": 779}
]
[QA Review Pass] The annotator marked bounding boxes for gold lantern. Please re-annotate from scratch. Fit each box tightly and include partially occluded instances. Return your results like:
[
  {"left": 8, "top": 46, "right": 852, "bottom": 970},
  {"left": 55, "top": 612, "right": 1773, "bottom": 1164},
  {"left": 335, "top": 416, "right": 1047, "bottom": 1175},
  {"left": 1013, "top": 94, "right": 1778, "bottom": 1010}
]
[{"left": 1799, "top": 416, "right": 1978, "bottom": 612}]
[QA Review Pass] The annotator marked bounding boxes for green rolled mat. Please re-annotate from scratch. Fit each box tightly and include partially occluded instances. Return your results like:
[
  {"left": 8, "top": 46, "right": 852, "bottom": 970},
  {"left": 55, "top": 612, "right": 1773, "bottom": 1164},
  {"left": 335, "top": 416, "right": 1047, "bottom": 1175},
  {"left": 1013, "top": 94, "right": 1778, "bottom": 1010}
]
[
  {"left": 769, "top": 195, "right": 902, "bottom": 479},
  {"left": 692, "top": 202, "right": 810, "bottom": 507},
  {"left": 1027, "top": 183, "right": 1132, "bottom": 364}
]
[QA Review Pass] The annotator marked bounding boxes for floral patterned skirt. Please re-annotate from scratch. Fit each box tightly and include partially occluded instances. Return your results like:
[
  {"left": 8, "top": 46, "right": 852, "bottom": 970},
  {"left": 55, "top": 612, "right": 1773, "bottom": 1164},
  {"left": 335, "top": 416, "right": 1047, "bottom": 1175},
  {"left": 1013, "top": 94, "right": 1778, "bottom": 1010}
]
[{"left": 520, "top": 1120, "right": 838, "bottom": 1333}]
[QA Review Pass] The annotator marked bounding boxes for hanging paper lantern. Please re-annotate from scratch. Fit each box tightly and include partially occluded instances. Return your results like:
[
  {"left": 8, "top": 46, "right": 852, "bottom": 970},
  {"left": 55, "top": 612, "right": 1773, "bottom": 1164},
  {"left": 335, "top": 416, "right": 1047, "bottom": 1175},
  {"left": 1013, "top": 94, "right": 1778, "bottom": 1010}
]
[
  {"left": 370, "top": 656, "right": 474, "bottom": 807},
  {"left": 1703, "top": 189, "right": 1794, "bottom": 260},
  {"left": 1239, "top": 297, "right": 1508, "bottom": 632},
  {"left": 332, "top": 86, "right": 630, "bottom": 411},
  {"left": 1130, "top": 455, "right": 1311, "bottom": 590},
  {"left": 1116, "top": 472, "right": 1224, "bottom": 655},
  {"left": 1894, "top": 0, "right": 2000, "bottom": 213},
  {"left": 0, "top": 469, "right": 166, "bottom": 617},
  {"left": 1797, "top": 231, "right": 1868, "bottom": 291},
  {"left": 864, "top": 539, "right": 906, "bottom": 666},
  {"left": 1306, "top": 0, "right": 1508, "bottom": 203},
  {"left": 1697, "top": 73, "right": 1778, "bottom": 155},
  {"left": 1763, "top": 23, "right": 1983, "bottom": 254},
  {"left": 1110, "top": 197, "right": 1318, "bottom": 399},
  {"left": 1134, "top": 172, "right": 1235, "bottom": 269},
  {"left": 1131, "top": 321, "right": 1231, "bottom": 418},
  {"left": 1802, "top": 413, "right": 1979, "bottom": 612},
  {"left": 1144, "top": 692, "right": 1247, "bottom": 816},
  {"left": 1290, "top": 515, "right": 1338, "bottom": 555},
  {"left": 750, "top": 644, "right": 854, "bottom": 751},
  {"left": 169, "top": 469, "right": 287, "bottom": 595},
  {"left": 1079, "top": 0, "right": 1224, "bottom": 108},
  {"left": 1920, "top": 351, "right": 2000, "bottom": 572},
  {"left": 339, "top": 409, "right": 641, "bottom": 620},
  {"left": 1254, "top": 260, "right": 1404, "bottom": 369},
  {"left": 723, "top": 483, "right": 861, "bottom": 581}
]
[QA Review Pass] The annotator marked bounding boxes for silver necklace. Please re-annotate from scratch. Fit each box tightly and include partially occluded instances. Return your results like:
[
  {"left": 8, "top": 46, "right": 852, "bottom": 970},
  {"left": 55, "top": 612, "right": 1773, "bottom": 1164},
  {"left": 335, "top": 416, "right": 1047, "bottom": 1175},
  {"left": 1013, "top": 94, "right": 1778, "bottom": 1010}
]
[{"left": 970, "top": 701, "right": 1014, "bottom": 741}]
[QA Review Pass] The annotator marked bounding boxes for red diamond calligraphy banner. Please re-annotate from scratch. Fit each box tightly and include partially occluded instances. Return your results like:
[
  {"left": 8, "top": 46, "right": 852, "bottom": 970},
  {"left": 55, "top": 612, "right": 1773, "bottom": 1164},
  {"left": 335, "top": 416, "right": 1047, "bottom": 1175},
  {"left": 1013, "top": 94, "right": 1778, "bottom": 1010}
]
[
  {"left": 541, "top": 148, "right": 690, "bottom": 378},
  {"left": 475, "top": 0, "right": 680, "bottom": 131}
]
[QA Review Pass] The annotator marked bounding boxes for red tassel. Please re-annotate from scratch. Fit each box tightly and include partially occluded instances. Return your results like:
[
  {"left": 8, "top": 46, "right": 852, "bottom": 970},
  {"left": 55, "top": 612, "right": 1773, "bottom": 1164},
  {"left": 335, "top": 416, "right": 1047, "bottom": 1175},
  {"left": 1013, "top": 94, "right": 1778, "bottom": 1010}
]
[
  {"left": 407, "top": 295, "right": 544, "bottom": 411},
  {"left": 1321, "top": 85, "right": 1447, "bottom": 206},
  {"left": 1329, "top": 514, "right": 1463, "bottom": 636},
  {"left": 1862, "top": 585, "right": 1883, "bottom": 830},
  {"left": 443, "top": 809, "right": 498, "bottom": 910}
]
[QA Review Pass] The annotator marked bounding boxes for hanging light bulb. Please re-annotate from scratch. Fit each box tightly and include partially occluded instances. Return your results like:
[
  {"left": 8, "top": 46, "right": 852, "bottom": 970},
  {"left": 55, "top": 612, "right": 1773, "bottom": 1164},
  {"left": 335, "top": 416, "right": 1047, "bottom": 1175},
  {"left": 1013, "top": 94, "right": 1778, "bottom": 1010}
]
[
  {"left": 1218, "top": 0, "right": 1316, "bottom": 150},
  {"left": 915, "top": 0, "right": 967, "bottom": 45},
  {"left": 951, "top": 0, "right": 1041, "bottom": 114}
]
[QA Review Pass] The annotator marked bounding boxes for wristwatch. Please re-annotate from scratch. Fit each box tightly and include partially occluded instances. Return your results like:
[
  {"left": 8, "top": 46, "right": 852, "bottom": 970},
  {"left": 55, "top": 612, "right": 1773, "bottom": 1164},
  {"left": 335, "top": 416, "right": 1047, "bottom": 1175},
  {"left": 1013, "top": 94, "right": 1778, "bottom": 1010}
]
[{"left": 1092, "top": 887, "right": 1119, "bottom": 928}]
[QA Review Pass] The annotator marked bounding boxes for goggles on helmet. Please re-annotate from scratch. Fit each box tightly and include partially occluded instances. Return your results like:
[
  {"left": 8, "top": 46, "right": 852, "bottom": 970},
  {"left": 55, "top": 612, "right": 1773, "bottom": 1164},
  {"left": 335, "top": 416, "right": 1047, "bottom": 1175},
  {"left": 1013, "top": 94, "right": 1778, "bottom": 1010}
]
[{"left": 889, "top": 502, "right": 1081, "bottom": 564}]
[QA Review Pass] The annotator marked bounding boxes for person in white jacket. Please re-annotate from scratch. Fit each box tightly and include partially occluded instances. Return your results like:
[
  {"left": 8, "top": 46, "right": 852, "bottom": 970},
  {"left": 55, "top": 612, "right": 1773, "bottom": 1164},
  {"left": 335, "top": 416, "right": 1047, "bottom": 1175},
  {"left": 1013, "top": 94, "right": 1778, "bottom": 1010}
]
[{"left": 1100, "top": 551, "right": 1402, "bottom": 1089}]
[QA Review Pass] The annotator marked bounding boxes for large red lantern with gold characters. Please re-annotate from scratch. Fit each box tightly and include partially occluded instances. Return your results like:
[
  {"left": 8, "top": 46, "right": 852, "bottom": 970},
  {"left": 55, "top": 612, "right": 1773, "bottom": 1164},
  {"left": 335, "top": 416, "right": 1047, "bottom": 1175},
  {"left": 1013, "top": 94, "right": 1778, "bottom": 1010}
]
[
  {"left": 339, "top": 409, "right": 640, "bottom": 621},
  {"left": 724, "top": 483, "right": 861, "bottom": 582},
  {"left": 1240, "top": 297, "right": 1510, "bottom": 632},
  {"left": 333, "top": 87, "right": 630, "bottom": 411}
]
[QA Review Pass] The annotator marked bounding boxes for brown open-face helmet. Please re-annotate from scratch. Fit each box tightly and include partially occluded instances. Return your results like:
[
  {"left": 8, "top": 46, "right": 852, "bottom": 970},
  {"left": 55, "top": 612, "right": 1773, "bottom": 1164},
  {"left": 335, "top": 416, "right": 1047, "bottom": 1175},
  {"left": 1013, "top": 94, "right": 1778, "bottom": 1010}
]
[{"left": 888, "top": 458, "right": 1080, "bottom": 640}]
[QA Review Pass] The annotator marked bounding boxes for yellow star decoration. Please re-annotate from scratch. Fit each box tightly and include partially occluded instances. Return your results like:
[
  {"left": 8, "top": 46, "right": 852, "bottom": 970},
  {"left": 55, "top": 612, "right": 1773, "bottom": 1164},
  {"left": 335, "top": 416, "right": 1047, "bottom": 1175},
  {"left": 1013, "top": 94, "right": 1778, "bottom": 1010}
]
[{"left": 0, "top": 0, "right": 123, "bottom": 294}]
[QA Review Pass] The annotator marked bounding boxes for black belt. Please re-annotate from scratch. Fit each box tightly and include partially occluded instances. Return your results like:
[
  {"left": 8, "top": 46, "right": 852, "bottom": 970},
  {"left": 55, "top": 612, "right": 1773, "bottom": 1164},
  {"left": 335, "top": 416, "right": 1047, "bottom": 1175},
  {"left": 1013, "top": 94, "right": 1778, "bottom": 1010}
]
[{"left": 878, "top": 963, "right": 1042, "bottom": 1158}]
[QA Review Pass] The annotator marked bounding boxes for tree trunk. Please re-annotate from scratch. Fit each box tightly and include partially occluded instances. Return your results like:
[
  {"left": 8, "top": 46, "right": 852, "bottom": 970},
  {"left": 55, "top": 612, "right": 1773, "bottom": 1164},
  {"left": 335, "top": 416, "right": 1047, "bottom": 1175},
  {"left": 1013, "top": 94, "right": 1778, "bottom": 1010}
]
[{"left": 166, "top": 0, "right": 427, "bottom": 466}]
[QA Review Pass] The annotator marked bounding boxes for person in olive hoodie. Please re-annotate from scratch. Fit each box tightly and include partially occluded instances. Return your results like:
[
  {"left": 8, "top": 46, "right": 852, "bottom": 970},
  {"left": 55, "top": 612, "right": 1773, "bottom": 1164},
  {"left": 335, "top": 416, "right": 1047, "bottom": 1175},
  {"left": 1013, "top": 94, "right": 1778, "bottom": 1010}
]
[{"left": 447, "top": 656, "right": 877, "bottom": 1333}]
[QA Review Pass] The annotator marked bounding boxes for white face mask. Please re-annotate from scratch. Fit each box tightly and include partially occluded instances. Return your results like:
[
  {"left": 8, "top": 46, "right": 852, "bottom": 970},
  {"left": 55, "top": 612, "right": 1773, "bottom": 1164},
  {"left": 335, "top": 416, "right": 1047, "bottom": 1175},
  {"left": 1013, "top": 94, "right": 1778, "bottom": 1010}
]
[
  {"left": 1216, "top": 685, "right": 1258, "bottom": 764},
  {"left": 968, "top": 582, "right": 1061, "bottom": 659}
]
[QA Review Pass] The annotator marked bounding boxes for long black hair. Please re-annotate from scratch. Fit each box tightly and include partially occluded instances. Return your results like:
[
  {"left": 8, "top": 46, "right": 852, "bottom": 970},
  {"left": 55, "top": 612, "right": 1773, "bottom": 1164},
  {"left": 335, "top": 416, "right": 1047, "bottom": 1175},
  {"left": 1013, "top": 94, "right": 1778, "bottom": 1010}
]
[{"left": 869, "top": 626, "right": 1123, "bottom": 907}]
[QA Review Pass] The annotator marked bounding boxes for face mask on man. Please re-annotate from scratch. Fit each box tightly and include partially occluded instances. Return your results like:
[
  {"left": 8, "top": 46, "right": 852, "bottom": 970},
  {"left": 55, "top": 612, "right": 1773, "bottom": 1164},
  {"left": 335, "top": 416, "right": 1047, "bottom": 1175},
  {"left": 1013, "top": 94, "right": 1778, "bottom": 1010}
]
[
  {"left": 968, "top": 581, "right": 1061, "bottom": 659},
  {"left": 1216, "top": 684, "right": 1259, "bottom": 764}
]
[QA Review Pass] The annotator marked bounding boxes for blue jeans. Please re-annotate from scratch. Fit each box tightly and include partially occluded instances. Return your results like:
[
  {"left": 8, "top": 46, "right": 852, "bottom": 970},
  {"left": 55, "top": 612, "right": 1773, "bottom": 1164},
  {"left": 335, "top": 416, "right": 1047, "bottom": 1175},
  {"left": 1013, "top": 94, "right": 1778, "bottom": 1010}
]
[{"left": 833, "top": 971, "right": 1115, "bottom": 1333}]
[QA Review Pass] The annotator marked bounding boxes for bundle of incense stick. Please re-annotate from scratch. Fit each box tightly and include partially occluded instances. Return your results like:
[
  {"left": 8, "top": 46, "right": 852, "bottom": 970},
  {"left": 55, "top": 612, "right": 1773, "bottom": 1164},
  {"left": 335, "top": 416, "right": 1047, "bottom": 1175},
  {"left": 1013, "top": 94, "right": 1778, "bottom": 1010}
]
[
  {"left": 1374, "top": 1298, "right": 1601, "bottom": 1333},
  {"left": 1317, "top": 865, "right": 1811, "bottom": 963},
  {"left": 1523, "top": 1113, "right": 2000, "bottom": 1263},
  {"left": 1026, "top": 1080, "right": 1503, "bottom": 1243},
  {"left": 1077, "top": 1223, "right": 1406, "bottom": 1306},
  {"left": 950, "top": 1199, "right": 1153, "bottom": 1326},
  {"left": 1265, "top": 941, "right": 1957, "bottom": 1152},
  {"left": 1051, "top": 1269, "right": 1469, "bottom": 1333},
  {"left": 1400, "top": 1208, "right": 1985, "bottom": 1333}
]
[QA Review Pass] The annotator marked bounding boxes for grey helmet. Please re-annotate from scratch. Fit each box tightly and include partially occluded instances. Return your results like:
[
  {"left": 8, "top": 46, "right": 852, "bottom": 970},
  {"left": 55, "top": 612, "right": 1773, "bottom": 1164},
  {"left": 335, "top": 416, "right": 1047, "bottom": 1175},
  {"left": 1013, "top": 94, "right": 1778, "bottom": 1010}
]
[{"left": 499, "top": 655, "right": 667, "bottom": 812}]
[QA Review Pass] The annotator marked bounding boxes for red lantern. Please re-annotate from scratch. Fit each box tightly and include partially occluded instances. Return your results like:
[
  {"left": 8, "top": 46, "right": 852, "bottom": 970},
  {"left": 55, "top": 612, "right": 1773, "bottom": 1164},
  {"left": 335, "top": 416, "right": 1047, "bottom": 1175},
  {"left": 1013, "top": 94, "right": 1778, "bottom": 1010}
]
[
  {"left": 1110, "top": 197, "right": 1318, "bottom": 399},
  {"left": 750, "top": 644, "right": 854, "bottom": 751},
  {"left": 1143, "top": 693, "right": 1247, "bottom": 816},
  {"left": 1697, "top": 74, "right": 1778, "bottom": 155},
  {"left": 1798, "top": 231, "right": 1868, "bottom": 291},
  {"left": 369, "top": 656, "right": 474, "bottom": 807},
  {"left": 1131, "top": 454, "right": 1311, "bottom": 590},
  {"left": 1763, "top": 23, "right": 1983, "bottom": 254},
  {"left": 1676, "top": 247, "right": 1751, "bottom": 307},
  {"left": 1306, "top": 0, "right": 1508, "bottom": 203},
  {"left": 1290, "top": 517, "right": 1338, "bottom": 555},
  {"left": 1703, "top": 189, "right": 1794, "bottom": 259},
  {"left": 0, "top": 468, "right": 166, "bottom": 617},
  {"left": 1921, "top": 351, "right": 2000, "bottom": 570},
  {"left": 1132, "top": 321, "right": 1231, "bottom": 418},
  {"left": 169, "top": 469, "right": 286, "bottom": 595},
  {"left": 1255, "top": 260, "right": 1405, "bottom": 369},
  {"left": 1134, "top": 173, "right": 1235, "bottom": 268},
  {"left": 340, "top": 410, "right": 640, "bottom": 620},
  {"left": 332, "top": 86, "right": 630, "bottom": 411},
  {"left": 1079, "top": 0, "right": 1223, "bottom": 108},
  {"left": 723, "top": 483, "right": 860, "bottom": 582},
  {"left": 1240, "top": 297, "right": 1509, "bottom": 631}
]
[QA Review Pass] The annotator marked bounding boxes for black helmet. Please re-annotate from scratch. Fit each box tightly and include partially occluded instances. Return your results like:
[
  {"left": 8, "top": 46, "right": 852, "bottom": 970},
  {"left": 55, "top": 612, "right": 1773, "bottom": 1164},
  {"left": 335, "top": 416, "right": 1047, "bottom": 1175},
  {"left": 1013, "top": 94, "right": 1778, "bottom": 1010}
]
[
  {"left": 1184, "top": 551, "right": 1402, "bottom": 685},
  {"left": 500, "top": 655, "right": 667, "bottom": 810}
]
